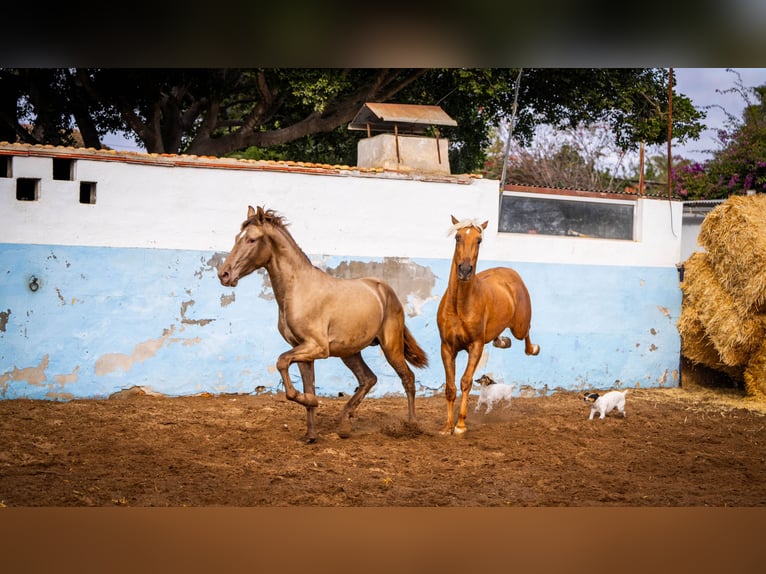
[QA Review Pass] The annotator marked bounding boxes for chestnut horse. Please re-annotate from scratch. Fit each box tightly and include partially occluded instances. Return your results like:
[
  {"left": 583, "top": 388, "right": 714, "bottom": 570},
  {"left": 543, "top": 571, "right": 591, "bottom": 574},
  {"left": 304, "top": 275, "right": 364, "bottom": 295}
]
[
  {"left": 437, "top": 216, "right": 539, "bottom": 434},
  {"left": 217, "top": 206, "right": 429, "bottom": 442}
]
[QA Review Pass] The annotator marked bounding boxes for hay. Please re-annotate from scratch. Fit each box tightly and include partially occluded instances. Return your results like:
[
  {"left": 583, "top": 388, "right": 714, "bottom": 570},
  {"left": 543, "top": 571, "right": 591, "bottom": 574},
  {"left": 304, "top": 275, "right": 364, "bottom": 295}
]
[
  {"left": 697, "top": 194, "right": 766, "bottom": 314},
  {"left": 680, "top": 251, "right": 766, "bottom": 367},
  {"left": 744, "top": 340, "right": 766, "bottom": 399},
  {"left": 677, "top": 304, "right": 744, "bottom": 380}
]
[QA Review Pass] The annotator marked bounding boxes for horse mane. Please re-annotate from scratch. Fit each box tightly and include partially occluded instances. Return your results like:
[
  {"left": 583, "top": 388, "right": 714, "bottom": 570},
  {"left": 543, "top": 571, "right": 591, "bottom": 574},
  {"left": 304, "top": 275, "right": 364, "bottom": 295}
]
[
  {"left": 241, "top": 207, "right": 289, "bottom": 230},
  {"left": 447, "top": 218, "right": 485, "bottom": 236},
  {"left": 242, "top": 207, "right": 312, "bottom": 265}
]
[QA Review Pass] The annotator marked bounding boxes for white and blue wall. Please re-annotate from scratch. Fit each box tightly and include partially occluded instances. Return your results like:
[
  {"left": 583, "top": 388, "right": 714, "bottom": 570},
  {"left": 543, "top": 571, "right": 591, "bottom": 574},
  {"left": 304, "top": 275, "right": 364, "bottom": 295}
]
[{"left": 0, "top": 143, "right": 683, "bottom": 400}]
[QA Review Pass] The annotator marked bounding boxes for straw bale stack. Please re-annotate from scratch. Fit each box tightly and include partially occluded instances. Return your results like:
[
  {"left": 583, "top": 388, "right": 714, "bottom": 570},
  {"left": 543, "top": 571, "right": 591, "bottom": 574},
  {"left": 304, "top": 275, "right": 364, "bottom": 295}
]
[
  {"left": 697, "top": 194, "right": 766, "bottom": 314},
  {"left": 678, "top": 194, "right": 766, "bottom": 398},
  {"left": 744, "top": 340, "right": 766, "bottom": 399},
  {"left": 680, "top": 251, "right": 765, "bottom": 367},
  {"left": 677, "top": 304, "right": 744, "bottom": 381}
]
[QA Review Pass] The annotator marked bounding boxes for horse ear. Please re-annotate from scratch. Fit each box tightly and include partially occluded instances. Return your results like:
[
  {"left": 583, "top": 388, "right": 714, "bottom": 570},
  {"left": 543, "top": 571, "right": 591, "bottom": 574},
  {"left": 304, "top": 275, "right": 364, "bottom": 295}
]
[
  {"left": 257, "top": 206, "right": 265, "bottom": 219},
  {"left": 481, "top": 220, "right": 489, "bottom": 230},
  {"left": 247, "top": 205, "right": 256, "bottom": 218},
  {"left": 451, "top": 215, "right": 459, "bottom": 225}
]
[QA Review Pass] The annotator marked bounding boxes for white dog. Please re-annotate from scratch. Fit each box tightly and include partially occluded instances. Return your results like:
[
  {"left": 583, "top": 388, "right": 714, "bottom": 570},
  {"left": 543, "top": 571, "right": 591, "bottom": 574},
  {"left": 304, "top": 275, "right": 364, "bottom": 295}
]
[
  {"left": 583, "top": 390, "right": 628, "bottom": 420},
  {"left": 475, "top": 374, "right": 515, "bottom": 414}
]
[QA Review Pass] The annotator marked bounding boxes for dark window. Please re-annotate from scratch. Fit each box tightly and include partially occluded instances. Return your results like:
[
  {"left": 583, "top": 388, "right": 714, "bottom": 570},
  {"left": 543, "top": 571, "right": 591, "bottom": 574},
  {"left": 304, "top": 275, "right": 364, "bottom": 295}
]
[
  {"left": 16, "top": 178, "right": 40, "bottom": 201},
  {"left": 79, "top": 181, "right": 96, "bottom": 204},
  {"left": 0, "top": 156, "right": 11, "bottom": 178},
  {"left": 500, "top": 193, "right": 635, "bottom": 240},
  {"left": 52, "top": 158, "right": 75, "bottom": 180}
]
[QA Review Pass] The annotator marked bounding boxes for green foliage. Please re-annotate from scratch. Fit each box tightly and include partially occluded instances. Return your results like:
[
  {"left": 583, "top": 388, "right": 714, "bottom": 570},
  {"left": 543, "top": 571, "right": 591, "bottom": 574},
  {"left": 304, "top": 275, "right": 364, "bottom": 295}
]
[
  {"left": 671, "top": 78, "right": 766, "bottom": 200},
  {"left": 0, "top": 68, "right": 706, "bottom": 174},
  {"left": 233, "top": 126, "right": 362, "bottom": 166},
  {"left": 513, "top": 69, "right": 704, "bottom": 149},
  {"left": 705, "top": 84, "right": 766, "bottom": 196}
]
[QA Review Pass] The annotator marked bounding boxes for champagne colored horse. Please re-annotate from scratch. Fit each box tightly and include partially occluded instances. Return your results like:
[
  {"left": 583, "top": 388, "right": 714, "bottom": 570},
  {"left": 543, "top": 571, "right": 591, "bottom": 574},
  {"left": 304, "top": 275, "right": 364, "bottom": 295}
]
[
  {"left": 437, "top": 216, "right": 540, "bottom": 435},
  {"left": 217, "top": 206, "right": 429, "bottom": 442}
]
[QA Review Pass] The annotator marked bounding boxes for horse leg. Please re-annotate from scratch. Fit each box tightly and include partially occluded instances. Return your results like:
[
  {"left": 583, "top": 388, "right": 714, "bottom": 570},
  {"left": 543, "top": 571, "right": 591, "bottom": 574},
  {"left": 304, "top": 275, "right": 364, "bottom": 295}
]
[
  {"left": 512, "top": 326, "right": 539, "bottom": 355},
  {"left": 337, "top": 353, "right": 377, "bottom": 438},
  {"left": 492, "top": 335, "right": 511, "bottom": 349},
  {"left": 524, "top": 335, "right": 540, "bottom": 356},
  {"left": 379, "top": 342, "right": 418, "bottom": 424},
  {"left": 454, "top": 342, "right": 485, "bottom": 434},
  {"left": 511, "top": 322, "right": 540, "bottom": 356},
  {"left": 296, "top": 361, "right": 318, "bottom": 443},
  {"left": 440, "top": 343, "right": 458, "bottom": 435},
  {"left": 276, "top": 343, "right": 326, "bottom": 408}
]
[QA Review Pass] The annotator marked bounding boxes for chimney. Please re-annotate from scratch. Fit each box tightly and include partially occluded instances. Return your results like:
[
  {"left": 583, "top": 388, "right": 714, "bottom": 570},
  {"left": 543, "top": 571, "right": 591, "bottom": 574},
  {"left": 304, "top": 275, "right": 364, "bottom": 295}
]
[{"left": 348, "top": 103, "right": 457, "bottom": 175}]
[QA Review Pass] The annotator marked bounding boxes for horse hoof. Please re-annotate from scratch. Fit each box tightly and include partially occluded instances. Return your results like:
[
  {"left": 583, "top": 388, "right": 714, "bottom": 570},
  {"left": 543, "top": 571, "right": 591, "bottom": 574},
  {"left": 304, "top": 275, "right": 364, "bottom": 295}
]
[
  {"left": 527, "top": 344, "right": 540, "bottom": 356},
  {"left": 493, "top": 337, "right": 511, "bottom": 349},
  {"left": 337, "top": 418, "right": 352, "bottom": 439},
  {"left": 453, "top": 426, "right": 467, "bottom": 435}
]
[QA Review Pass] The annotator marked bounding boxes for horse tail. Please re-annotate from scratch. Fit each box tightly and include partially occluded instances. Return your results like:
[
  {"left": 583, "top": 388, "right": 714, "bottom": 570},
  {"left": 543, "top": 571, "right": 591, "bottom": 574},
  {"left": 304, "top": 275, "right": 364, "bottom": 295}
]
[{"left": 403, "top": 325, "right": 429, "bottom": 369}]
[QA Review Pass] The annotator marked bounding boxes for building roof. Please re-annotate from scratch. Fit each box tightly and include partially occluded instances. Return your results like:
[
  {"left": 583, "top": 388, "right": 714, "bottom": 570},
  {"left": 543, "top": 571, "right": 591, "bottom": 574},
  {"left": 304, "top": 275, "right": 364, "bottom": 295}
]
[
  {"left": 348, "top": 103, "right": 457, "bottom": 134},
  {"left": 0, "top": 141, "right": 481, "bottom": 184}
]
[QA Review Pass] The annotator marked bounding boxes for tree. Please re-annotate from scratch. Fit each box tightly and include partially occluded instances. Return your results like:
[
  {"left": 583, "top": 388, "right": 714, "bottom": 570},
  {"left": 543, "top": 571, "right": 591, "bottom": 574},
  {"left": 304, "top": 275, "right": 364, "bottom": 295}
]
[
  {"left": 484, "top": 123, "right": 631, "bottom": 191},
  {"left": 0, "top": 68, "right": 705, "bottom": 174},
  {"left": 671, "top": 74, "right": 766, "bottom": 200}
]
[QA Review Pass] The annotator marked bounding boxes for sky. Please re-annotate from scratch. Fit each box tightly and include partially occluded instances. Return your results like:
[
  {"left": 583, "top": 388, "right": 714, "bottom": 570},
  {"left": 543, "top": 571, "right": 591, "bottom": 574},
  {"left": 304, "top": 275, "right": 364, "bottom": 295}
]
[
  {"left": 671, "top": 67, "right": 766, "bottom": 163},
  {"left": 101, "top": 68, "right": 766, "bottom": 166}
]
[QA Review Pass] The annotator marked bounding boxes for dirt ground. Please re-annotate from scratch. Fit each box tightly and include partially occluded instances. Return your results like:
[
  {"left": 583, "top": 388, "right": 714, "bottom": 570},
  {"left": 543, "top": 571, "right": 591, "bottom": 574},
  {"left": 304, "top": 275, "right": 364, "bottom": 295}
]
[{"left": 1, "top": 377, "right": 766, "bottom": 507}]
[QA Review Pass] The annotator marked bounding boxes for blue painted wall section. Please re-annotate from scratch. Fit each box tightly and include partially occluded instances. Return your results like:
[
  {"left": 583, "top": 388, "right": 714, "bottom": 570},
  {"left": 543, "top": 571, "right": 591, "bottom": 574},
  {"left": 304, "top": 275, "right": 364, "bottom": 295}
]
[{"left": 1, "top": 243, "right": 681, "bottom": 400}]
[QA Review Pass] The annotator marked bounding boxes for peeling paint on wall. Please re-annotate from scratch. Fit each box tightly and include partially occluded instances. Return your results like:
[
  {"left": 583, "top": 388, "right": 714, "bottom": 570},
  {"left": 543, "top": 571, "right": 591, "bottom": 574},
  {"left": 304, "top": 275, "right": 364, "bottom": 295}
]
[
  {"left": 95, "top": 327, "right": 176, "bottom": 376},
  {"left": 1, "top": 354, "right": 50, "bottom": 396},
  {"left": 659, "top": 369, "right": 669, "bottom": 386},
  {"left": 0, "top": 241, "right": 682, "bottom": 399},
  {"left": 220, "top": 293, "right": 235, "bottom": 307},
  {"left": 180, "top": 299, "right": 214, "bottom": 326},
  {"left": 196, "top": 252, "right": 227, "bottom": 279},
  {"left": 54, "top": 365, "right": 80, "bottom": 385},
  {"left": 0, "top": 309, "right": 10, "bottom": 332},
  {"left": 255, "top": 269, "right": 274, "bottom": 301},
  {"left": 324, "top": 257, "right": 438, "bottom": 317}
]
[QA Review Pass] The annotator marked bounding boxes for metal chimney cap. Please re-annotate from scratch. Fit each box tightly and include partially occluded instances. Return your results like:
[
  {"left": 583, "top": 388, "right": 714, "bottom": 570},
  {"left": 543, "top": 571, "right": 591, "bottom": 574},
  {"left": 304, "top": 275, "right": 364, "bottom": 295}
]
[{"left": 348, "top": 102, "right": 457, "bottom": 134}]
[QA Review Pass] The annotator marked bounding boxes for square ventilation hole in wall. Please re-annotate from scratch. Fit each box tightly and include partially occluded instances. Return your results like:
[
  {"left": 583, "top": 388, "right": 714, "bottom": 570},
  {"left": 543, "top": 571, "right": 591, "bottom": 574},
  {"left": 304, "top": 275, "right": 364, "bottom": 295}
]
[
  {"left": 0, "top": 156, "right": 11, "bottom": 178},
  {"left": 79, "top": 181, "right": 96, "bottom": 204},
  {"left": 16, "top": 178, "right": 40, "bottom": 201},
  {"left": 53, "top": 158, "right": 75, "bottom": 181}
]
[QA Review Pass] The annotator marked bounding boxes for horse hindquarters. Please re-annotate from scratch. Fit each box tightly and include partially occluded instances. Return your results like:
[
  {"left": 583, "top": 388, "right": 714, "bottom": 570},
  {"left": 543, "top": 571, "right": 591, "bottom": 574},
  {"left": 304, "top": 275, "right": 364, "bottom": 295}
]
[
  {"left": 506, "top": 274, "right": 540, "bottom": 356},
  {"left": 483, "top": 268, "right": 538, "bottom": 355}
]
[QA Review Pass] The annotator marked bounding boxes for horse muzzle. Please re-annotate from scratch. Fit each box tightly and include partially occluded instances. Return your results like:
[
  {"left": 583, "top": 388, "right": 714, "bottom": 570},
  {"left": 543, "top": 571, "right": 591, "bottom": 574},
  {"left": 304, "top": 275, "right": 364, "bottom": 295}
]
[
  {"left": 457, "top": 262, "right": 474, "bottom": 281},
  {"left": 218, "top": 268, "right": 239, "bottom": 287}
]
